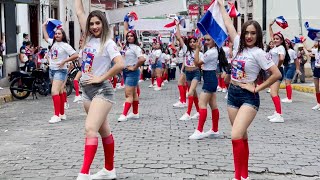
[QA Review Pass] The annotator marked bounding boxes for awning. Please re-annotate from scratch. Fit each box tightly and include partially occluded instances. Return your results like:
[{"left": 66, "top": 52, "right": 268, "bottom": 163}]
[{"left": 0, "top": 0, "right": 40, "bottom": 4}]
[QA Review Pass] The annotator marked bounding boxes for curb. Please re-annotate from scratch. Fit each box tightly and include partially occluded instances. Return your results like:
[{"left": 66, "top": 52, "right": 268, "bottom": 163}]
[
  {"left": 0, "top": 94, "right": 13, "bottom": 106},
  {"left": 280, "top": 84, "right": 315, "bottom": 94}
]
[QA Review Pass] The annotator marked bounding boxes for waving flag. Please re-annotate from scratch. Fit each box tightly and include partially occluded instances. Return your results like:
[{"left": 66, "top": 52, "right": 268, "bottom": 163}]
[
  {"left": 305, "top": 22, "right": 320, "bottom": 41},
  {"left": 227, "top": 2, "right": 240, "bottom": 18},
  {"left": 197, "top": 0, "right": 228, "bottom": 48},
  {"left": 164, "top": 16, "right": 186, "bottom": 28},
  {"left": 124, "top": 11, "right": 139, "bottom": 30},
  {"left": 291, "top": 36, "right": 301, "bottom": 44},
  {"left": 194, "top": 28, "right": 201, "bottom": 38},
  {"left": 275, "top": 16, "right": 288, "bottom": 29},
  {"left": 46, "top": 19, "right": 62, "bottom": 38}
]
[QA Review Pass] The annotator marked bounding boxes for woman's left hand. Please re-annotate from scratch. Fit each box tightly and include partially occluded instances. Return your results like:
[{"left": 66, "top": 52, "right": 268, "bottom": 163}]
[
  {"left": 239, "top": 83, "right": 256, "bottom": 93},
  {"left": 84, "top": 74, "right": 103, "bottom": 84}
]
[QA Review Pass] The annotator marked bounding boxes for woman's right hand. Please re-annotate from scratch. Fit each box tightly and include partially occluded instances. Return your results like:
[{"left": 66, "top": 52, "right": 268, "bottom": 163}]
[{"left": 269, "top": 20, "right": 275, "bottom": 26}]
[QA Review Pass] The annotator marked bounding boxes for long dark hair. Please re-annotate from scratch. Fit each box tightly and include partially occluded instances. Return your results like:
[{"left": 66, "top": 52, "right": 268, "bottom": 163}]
[
  {"left": 52, "top": 28, "right": 68, "bottom": 44},
  {"left": 124, "top": 30, "right": 139, "bottom": 49},
  {"left": 217, "top": 47, "right": 229, "bottom": 71},
  {"left": 238, "top": 20, "right": 264, "bottom": 53},
  {"left": 274, "top": 32, "right": 290, "bottom": 66},
  {"left": 186, "top": 36, "right": 198, "bottom": 55}
]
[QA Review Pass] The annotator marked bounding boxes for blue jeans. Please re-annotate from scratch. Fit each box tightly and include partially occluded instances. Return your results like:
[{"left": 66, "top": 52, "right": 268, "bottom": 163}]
[
  {"left": 185, "top": 69, "right": 201, "bottom": 83},
  {"left": 202, "top": 70, "right": 218, "bottom": 93},
  {"left": 49, "top": 69, "right": 67, "bottom": 81},
  {"left": 284, "top": 63, "right": 296, "bottom": 80},
  {"left": 123, "top": 68, "right": 140, "bottom": 87},
  {"left": 227, "top": 83, "right": 260, "bottom": 111}
]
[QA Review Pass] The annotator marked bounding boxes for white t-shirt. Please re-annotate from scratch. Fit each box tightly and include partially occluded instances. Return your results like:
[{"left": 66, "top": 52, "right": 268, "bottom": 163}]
[
  {"left": 270, "top": 45, "right": 286, "bottom": 66},
  {"left": 311, "top": 48, "right": 320, "bottom": 67},
  {"left": 170, "top": 57, "right": 177, "bottom": 68},
  {"left": 182, "top": 44, "right": 203, "bottom": 68},
  {"left": 143, "top": 54, "right": 149, "bottom": 65},
  {"left": 223, "top": 46, "right": 232, "bottom": 63},
  {"left": 202, "top": 47, "right": 218, "bottom": 71},
  {"left": 177, "top": 49, "right": 185, "bottom": 63},
  {"left": 80, "top": 37, "right": 121, "bottom": 81},
  {"left": 48, "top": 39, "right": 76, "bottom": 70},
  {"left": 123, "top": 44, "right": 143, "bottom": 66},
  {"left": 231, "top": 36, "right": 274, "bottom": 83},
  {"left": 287, "top": 49, "right": 297, "bottom": 64},
  {"left": 153, "top": 49, "right": 162, "bottom": 63}
]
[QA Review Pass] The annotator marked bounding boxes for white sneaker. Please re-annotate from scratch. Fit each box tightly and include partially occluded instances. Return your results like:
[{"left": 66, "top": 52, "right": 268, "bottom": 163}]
[
  {"left": 138, "top": 80, "right": 144, "bottom": 83},
  {"left": 222, "top": 88, "right": 228, "bottom": 93},
  {"left": 241, "top": 177, "right": 250, "bottom": 180},
  {"left": 77, "top": 173, "right": 92, "bottom": 180},
  {"left": 118, "top": 114, "right": 127, "bottom": 122},
  {"left": 269, "top": 113, "right": 284, "bottom": 123},
  {"left": 224, "top": 92, "right": 228, "bottom": 99},
  {"left": 117, "top": 85, "right": 125, "bottom": 89},
  {"left": 188, "top": 130, "right": 205, "bottom": 140},
  {"left": 191, "top": 112, "right": 200, "bottom": 119},
  {"left": 179, "top": 113, "right": 191, "bottom": 121},
  {"left": 161, "top": 82, "right": 165, "bottom": 86},
  {"left": 217, "top": 86, "right": 222, "bottom": 92},
  {"left": 127, "top": 112, "right": 139, "bottom": 119},
  {"left": 73, "top": 95, "right": 82, "bottom": 103},
  {"left": 148, "top": 84, "right": 154, "bottom": 88},
  {"left": 154, "top": 87, "right": 162, "bottom": 91},
  {"left": 281, "top": 98, "right": 292, "bottom": 103},
  {"left": 164, "top": 80, "right": 168, "bottom": 83},
  {"left": 91, "top": 168, "right": 116, "bottom": 180},
  {"left": 59, "top": 114, "right": 66, "bottom": 120},
  {"left": 312, "top": 104, "right": 320, "bottom": 110},
  {"left": 267, "top": 111, "right": 277, "bottom": 119},
  {"left": 173, "top": 101, "right": 186, "bottom": 108},
  {"left": 266, "top": 88, "right": 271, "bottom": 93},
  {"left": 204, "top": 130, "right": 220, "bottom": 139},
  {"left": 64, "top": 102, "right": 69, "bottom": 109},
  {"left": 49, "top": 115, "right": 61, "bottom": 124}
]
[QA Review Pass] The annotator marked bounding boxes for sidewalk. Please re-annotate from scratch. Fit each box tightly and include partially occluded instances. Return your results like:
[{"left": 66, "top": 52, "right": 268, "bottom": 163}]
[
  {"left": 280, "top": 77, "right": 315, "bottom": 94},
  {"left": 0, "top": 87, "right": 13, "bottom": 106}
]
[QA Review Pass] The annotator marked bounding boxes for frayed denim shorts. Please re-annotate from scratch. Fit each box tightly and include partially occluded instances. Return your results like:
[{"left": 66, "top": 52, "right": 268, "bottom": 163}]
[
  {"left": 49, "top": 69, "right": 67, "bottom": 81},
  {"left": 313, "top": 67, "right": 320, "bottom": 79},
  {"left": 284, "top": 63, "right": 296, "bottom": 80},
  {"left": 202, "top": 70, "right": 218, "bottom": 93},
  {"left": 185, "top": 69, "right": 200, "bottom": 83},
  {"left": 81, "top": 81, "right": 115, "bottom": 103},
  {"left": 227, "top": 83, "right": 260, "bottom": 111},
  {"left": 123, "top": 68, "right": 140, "bottom": 87}
]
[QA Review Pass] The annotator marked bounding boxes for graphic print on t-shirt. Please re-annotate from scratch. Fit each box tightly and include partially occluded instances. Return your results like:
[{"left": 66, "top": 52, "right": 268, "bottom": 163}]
[
  {"left": 51, "top": 49, "right": 58, "bottom": 60},
  {"left": 185, "top": 55, "right": 195, "bottom": 67},
  {"left": 231, "top": 57, "right": 246, "bottom": 80},
  {"left": 82, "top": 53, "right": 94, "bottom": 73}
]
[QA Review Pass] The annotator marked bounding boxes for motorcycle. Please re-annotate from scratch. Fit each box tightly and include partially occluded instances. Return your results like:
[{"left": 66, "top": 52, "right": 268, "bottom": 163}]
[{"left": 9, "top": 68, "right": 50, "bottom": 100}]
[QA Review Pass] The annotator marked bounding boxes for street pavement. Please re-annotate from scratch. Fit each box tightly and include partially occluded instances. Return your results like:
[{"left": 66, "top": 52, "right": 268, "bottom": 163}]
[{"left": 0, "top": 80, "right": 320, "bottom": 180}]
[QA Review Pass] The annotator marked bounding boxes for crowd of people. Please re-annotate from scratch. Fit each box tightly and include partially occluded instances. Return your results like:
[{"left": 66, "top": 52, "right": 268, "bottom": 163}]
[{"left": 21, "top": 0, "right": 320, "bottom": 179}]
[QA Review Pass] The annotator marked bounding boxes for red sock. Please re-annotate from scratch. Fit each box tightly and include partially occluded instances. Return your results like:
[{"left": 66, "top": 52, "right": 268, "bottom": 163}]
[
  {"left": 156, "top": 77, "right": 162, "bottom": 87},
  {"left": 102, "top": 135, "right": 114, "bottom": 171},
  {"left": 151, "top": 77, "right": 155, "bottom": 85},
  {"left": 140, "top": 73, "right": 143, "bottom": 80},
  {"left": 232, "top": 139, "right": 244, "bottom": 180},
  {"left": 316, "top": 93, "right": 320, "bottom": 104},
  {"left": 112, "top": 76, "right": 117, "bottom": 88},
  {"left": 137, "top": 86, "right": 140, "bottom": 97},
  {"left": 194, "top": 97, "right": 200, "bottom": 112},
  {"left": 286, "top": 85, "right": 292, "bottom": 100},
  {"left": 74, "top": 80, "right": 80, "bottom": 96},
  {"left": 186, "top": 96, "right": 194, "bottom": 115},
  {"left": 121, "top": 78, "right": 124, "bottom": 86},
  {"left": 242, "top": 139, "right": 249, "bottom": 179},
  {"left": 80, "top": 137, "right": 98, "bottom": 174},
  {"left": 197, "top": 108, "right": 207, "bottom": 132},
  {"left": 220, "top": 78, "right": 226, "bottom": 88},
  {"left": 59, "top": 94, "right": 65, "bottom": 115},
  {"left": 212, "top": 109, "right": 219, "bottom": 132},
  {"left": 63, "top": 92, "right": 67, "bottom": 103},
  {"left": 184, "top": 84, "right": 188, "bottom": 93},
  {"left": 178, "top": 85, "right": 186, "bottom": 103},
  {"left": 122, "top": 102, "right": 131, "bottom": 116},
  {"left": 52, "top": 95, "right": 60, "bottom": 116},
  {"left": 218, "top": 76, "right": 221, "bottom": 87},
  {"left": 132, "top": 101, "right": 139, "bottom": 114},
  {"left": 272, "top": 96, "right": 282, "bottom": 114}
]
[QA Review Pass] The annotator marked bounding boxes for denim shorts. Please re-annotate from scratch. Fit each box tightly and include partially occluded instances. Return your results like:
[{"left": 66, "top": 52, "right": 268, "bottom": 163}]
[
  {"left": 202, "top": 70, "right": 218, "bottom": 93},
  {"left": 151, "top": 64, "right": 156, "bottom": 69},
  {"left": 49, "top": 69, "right": 67, "bottom": 81},
  {"left": 185, "top": 69, "right": 201, "bottom": 82},
  {"left": 123, "top": 68, "right": 140, "bottom": 87},
  {"left": 284, "top": 63, "right": 296, "bottom": 80},
  {"left": 155, "top": 60, "right": 162, "bottom": 69},
  {"left": 227, "top": 83, "right": 260, "bottom": 111},
  {"left": 313, "top": 67, "right": 320, "bottom": 79},
  {"left": 81, "top": 81, "right": 115, "bottom": 103},
  {"left": 278, "top": 67, "right": 284, "bottom": 82}
]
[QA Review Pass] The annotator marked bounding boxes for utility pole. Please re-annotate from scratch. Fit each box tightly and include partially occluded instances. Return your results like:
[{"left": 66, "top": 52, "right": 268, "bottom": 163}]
[
  {"left": 297, "top": 0, "right": 303, "bottom": 35},
  {"left": 262, "top": 0, "right": 267, "bottom": 44}
]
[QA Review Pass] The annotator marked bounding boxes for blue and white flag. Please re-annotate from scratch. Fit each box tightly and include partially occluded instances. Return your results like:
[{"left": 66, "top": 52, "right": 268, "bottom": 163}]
[
  {"left": 197, "top": 0, "right": 228, "bottom": 48},
  {"left": 305, "top": 22, "right": 320, "bottom": 41},
  {"left": 46, "top": 19, "right": 63, "bottom": 39}
]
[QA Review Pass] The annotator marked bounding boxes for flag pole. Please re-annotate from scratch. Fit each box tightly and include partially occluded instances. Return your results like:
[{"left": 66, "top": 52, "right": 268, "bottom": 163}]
[{"left": 297, "top": 0, "right": 303, "bottom": 36}]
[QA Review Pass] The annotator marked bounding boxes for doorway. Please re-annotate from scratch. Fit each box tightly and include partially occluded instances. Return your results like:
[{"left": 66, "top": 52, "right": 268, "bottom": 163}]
[{"left": 29, "top": 5, "right": 39, "bottom": 48}]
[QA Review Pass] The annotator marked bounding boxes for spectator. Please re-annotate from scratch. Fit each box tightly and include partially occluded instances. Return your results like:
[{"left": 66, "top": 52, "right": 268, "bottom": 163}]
[
  {"left": 294, "top": 44, "right": 308, "bottom": 83},
  {"left": 24, "top": 55, "right": 36, "bottom": 72},
  {"left": 19, "top": 47, "right": 28, "bottom": 71},
  {"left": 23, "top": 33, "right": 29, "bottom": 43}
]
